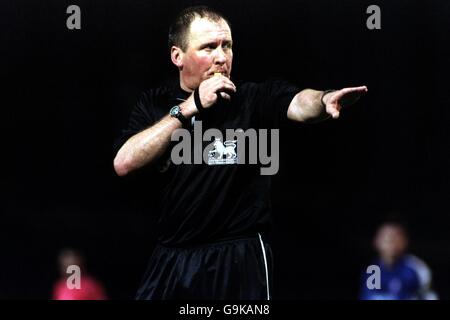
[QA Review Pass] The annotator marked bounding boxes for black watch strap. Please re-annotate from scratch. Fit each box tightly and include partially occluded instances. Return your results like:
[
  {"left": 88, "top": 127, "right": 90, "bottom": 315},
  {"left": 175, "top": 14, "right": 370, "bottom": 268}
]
[{"left": 170, "top": 106, "right": 190, "bottom": 127}]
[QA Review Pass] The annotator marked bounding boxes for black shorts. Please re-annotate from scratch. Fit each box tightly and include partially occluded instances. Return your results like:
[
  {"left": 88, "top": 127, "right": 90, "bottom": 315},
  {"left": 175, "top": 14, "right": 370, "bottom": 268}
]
[{"left": 135, "top": 234, "right": 272, "bottom": 300}]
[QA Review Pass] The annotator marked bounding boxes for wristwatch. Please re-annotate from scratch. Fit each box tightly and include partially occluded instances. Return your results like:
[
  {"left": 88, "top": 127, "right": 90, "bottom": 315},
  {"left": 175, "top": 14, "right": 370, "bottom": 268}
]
[{"left": 169, "top": 105, "right": 190, "bottom": 127}]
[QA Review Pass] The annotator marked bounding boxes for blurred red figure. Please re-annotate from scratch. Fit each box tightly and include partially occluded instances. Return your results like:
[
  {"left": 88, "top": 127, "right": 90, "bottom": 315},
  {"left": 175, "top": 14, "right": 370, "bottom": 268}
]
[{"left": 52, "top": 249, "right": 107, "bottom": 300}]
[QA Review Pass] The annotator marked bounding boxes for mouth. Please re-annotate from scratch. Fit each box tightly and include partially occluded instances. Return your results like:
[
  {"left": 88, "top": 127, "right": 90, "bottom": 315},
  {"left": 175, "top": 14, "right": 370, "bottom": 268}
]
[{"left": 209, "top": 70, "right": 228, "bottom": 78}]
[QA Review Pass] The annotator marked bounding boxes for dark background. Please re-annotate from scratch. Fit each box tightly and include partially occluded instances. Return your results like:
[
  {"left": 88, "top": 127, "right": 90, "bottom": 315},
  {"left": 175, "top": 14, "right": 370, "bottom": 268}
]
[{"left": 1, "top": 0, "right": 449, "bottom": 299}]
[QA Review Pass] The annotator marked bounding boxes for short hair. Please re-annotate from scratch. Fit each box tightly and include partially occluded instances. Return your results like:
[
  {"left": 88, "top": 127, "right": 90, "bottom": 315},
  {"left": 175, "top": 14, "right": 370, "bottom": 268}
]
[
  {"left": 377, "top": 216, "right": 410, "bottom": 238},
  {"left": 168, "top": 6, "right": 231, "bottom": 52}
]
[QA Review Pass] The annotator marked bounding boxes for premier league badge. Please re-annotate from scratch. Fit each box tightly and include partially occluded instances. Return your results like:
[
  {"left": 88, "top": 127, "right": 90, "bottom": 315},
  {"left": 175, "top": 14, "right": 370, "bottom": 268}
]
[{"left": 208, "top": 138, "right": 238, "bottom": 165}]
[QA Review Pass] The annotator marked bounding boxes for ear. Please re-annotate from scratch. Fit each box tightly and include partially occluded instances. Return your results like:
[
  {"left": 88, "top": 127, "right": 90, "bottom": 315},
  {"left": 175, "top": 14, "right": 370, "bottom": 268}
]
[{"left": 171, "top": 46, "right": 184, "bottom": 69}]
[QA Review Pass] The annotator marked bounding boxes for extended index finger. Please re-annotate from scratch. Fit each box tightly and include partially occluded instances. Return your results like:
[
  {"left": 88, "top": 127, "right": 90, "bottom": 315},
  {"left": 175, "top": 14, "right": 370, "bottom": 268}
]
[
  {"left": 337, "top": 86, "right": 368, "bottom": 107},
  {"left": 333, "top": 86, "right": 367, "bottom": 102},
  {"left": 338, "top": 86, "right": 368, "bottom": 96}
]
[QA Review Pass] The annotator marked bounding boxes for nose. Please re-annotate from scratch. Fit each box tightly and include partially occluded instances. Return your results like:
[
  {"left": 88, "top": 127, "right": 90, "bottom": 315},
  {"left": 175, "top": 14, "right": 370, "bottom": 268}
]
[{"left": 214, "top": 46, "right": 227, "bottom": 64}]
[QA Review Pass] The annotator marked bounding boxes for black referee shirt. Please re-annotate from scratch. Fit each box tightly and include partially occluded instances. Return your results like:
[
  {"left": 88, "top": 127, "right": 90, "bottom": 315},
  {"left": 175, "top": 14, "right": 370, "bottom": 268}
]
[{"left": 115, "top": 79, "right": 299, "bottom": 246}]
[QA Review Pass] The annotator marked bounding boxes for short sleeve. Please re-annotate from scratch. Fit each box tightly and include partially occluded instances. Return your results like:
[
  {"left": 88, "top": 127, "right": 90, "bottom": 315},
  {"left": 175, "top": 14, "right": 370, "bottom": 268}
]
[
  {"left": 113, "top": 89, "right": 174, "bottom": 178},
  {"left": 257, "top": 79, "right": 300, "bottom": 128},
  {"left": 113, "top": 91, "right": 157, "bottom": 156}
]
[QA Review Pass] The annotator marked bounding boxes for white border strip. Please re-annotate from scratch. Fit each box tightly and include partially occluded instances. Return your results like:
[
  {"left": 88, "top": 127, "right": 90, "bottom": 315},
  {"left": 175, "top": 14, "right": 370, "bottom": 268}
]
[{"left": 258, "top": 233, "right": 270, "bottom": 300}]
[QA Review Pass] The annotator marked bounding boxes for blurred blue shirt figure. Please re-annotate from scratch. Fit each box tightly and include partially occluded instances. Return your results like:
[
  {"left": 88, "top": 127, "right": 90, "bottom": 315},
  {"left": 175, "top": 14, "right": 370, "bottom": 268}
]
[{"left": 360, "top": 221, "right": 437, "bottom": 300}]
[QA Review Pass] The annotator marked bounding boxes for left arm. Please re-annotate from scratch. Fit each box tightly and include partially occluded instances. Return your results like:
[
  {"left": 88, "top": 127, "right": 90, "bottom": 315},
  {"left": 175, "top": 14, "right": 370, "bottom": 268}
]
[{"left": 287, "top": 86, "right": 368, "bottom": 123}]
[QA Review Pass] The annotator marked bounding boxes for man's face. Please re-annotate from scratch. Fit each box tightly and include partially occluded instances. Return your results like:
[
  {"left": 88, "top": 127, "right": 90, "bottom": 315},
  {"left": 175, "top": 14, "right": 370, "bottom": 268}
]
[
  {"left": 177, "top": 17, "right": 233, "bottom": 90},
  {"left": 374, "top": 224, "right": 408, "bottom": 261},
  {"left": 58, "top": 251, "right": 83, "bottom": 276}
]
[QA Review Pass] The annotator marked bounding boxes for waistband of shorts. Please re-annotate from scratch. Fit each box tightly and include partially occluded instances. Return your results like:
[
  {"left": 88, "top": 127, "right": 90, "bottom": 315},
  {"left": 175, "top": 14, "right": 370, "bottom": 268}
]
[{"left": 156, "top": 233, "right": 263, "bottom": 250}]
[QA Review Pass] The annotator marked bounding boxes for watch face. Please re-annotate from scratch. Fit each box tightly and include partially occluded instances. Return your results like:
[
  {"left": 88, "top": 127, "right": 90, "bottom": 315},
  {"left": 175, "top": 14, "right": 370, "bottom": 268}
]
[{"left": 170, "top": 106, "right": 180, "bottom": 116}]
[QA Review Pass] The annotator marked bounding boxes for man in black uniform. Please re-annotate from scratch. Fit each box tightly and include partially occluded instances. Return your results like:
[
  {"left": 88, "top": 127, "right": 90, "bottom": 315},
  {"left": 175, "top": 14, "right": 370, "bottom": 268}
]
[{"left": 114, "top": 6, "right": 367, "bottom": 300}]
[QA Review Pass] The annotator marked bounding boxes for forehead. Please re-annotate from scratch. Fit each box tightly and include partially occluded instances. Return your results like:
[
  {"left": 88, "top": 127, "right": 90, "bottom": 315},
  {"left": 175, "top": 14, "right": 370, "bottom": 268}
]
[
  {"left": 187, "top": 18, "right": 232, "bottom": 46},
  {"left": 378, "top": 225, "right": 405, "bottom": 239}
]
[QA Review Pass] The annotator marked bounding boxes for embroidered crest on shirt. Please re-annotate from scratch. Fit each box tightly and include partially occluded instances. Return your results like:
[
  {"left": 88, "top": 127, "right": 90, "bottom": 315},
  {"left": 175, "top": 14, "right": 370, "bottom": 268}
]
[{"left": 208, "top": 138, "right": 238, "bottom": 165}]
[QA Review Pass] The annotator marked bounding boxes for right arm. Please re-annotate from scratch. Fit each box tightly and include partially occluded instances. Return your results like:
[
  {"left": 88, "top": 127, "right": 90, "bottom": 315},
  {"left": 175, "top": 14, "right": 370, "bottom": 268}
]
[
  {"left": 113, "top": 75, "right": 236, "bottom": 176},
  {"left": 113, "top": 97, "right": 197, "bottom": 177}
]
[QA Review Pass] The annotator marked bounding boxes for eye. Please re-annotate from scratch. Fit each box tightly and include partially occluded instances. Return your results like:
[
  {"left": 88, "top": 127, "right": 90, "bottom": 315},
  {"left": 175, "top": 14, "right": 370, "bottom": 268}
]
[{"left": 202, "top": 43, "right": 216, "bottom": 51}]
